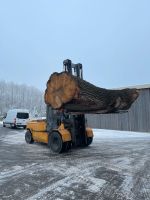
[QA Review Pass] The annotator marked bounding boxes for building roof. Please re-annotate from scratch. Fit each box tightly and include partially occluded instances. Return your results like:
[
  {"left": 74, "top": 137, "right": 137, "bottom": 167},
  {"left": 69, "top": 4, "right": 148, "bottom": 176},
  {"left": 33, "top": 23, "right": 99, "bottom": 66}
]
[{"left": 113, "top": 84, "right": 150, "bottom": 90}]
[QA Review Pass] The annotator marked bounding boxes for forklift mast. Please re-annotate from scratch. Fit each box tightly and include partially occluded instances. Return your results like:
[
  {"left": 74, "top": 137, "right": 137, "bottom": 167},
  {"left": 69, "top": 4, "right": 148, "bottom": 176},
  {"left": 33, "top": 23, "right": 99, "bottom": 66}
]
[
  {"left": 63, "top": 59, "right": 83, "bottom": 79},
  {"left": 47, "top": 59, "right": 87, "bottom": 147},
  {"left": 63, "top": 59, "right": 87, "bottom": 146}
]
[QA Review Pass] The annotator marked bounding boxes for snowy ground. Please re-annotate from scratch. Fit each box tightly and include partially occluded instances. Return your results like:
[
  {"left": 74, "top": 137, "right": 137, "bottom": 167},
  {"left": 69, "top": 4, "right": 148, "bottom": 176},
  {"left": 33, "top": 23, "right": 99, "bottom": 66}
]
[{"left": 0, "top": 125, "right": 150, "bottom": 200}]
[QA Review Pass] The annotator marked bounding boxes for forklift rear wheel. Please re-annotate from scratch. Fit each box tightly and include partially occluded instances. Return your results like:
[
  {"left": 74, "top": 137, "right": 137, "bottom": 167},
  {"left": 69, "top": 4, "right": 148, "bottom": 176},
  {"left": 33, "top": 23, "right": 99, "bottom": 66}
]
[
  {"left": 49, "top": 131, "right": 71, "bottom": 153},
  {"left": 25, "top": 130, "right": 34, "bottom": 144},
  {"left": 86, "top": 137, "right": 93, "bottom": 146}
]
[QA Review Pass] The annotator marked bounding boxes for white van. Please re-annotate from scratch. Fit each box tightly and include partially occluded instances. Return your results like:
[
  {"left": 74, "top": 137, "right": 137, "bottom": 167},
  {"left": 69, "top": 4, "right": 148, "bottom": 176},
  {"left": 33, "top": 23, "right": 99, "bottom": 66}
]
[{"left": 3, "top": 109, "right": 29, "bottom": 129}]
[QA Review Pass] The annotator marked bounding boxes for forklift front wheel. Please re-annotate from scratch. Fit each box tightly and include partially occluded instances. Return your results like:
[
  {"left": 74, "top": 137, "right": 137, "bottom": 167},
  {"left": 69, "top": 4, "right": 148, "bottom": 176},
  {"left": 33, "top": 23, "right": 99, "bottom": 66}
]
[
  {"left": 49, "top": 131, "right": 63, "bottom": 153},
  {"left": 86, "top": 137, "right": 93, "bottom": 146},
  {"left": 25, "top": 130, "right": 34, "bottom": 144}
]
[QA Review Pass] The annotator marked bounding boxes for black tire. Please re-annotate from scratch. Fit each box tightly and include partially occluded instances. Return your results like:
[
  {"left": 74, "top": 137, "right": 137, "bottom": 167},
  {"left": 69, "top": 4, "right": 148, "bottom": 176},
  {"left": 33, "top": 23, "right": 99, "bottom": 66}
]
[
  {"left": 86, "top": 137, "right": 93, "bottom": 146},
  {"left": 10, "top": 125, "right": 13, "bottom": 129},
  {"left": 62, "top": 141, "right": 72, "bottom": 152},
  {"left": 25, "top": 130, "right": 34, "bottom": 144},
  {"left": 3, "top": 122, "right": 6, "bottom": 127},
  {"left": 10, "top": 124, "right": 16, "bottom": 129},
  {"left": 49, "top": 131, "right": 64, "bottom": 153},
  {"left": 13, "top": 125, "right": 17, "bottom": 129}
]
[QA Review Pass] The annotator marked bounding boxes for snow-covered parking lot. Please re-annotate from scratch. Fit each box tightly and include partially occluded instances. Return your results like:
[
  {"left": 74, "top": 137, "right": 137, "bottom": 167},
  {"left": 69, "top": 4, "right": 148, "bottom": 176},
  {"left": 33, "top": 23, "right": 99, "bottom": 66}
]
[{"left": 0, "top": 123, "right": 150, "bottom": 200}]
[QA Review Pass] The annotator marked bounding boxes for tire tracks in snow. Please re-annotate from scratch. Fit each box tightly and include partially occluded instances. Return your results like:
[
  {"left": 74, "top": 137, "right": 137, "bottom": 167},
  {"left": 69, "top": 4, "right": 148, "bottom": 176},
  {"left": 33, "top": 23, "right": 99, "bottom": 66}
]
[{"left": 26, "top": 159, "right": 132, "bottom": 200}]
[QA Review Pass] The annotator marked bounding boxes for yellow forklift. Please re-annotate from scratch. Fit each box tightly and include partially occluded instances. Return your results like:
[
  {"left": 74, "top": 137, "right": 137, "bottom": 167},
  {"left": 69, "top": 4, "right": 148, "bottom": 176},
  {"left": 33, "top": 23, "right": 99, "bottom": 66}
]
[{"left": 25, "top": 60, "right": 93, "bottom": 153}]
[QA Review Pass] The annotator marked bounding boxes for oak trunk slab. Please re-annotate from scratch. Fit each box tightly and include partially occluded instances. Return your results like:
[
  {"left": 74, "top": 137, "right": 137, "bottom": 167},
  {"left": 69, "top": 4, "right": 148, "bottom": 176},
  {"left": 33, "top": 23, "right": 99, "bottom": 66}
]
[{"left": 44, "top": 72, "right": 139, "bottom": 114}]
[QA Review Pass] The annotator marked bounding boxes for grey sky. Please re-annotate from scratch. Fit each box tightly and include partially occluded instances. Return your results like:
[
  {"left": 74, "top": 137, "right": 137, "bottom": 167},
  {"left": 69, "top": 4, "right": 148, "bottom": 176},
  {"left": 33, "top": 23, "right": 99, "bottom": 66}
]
[{"left": 0, "top": 0, "right": 150, "bottom": 91}]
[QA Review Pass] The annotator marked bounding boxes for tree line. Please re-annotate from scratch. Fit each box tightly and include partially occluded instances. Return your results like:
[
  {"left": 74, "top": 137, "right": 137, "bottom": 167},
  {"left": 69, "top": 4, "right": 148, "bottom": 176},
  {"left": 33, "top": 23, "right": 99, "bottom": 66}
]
[{"left": 0, "top": 80, "right": 46, "bottom": 117}]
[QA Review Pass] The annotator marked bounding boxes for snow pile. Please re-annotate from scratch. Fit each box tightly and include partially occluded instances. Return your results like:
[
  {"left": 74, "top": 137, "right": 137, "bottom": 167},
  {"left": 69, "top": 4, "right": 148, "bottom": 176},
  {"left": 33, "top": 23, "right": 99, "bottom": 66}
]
[{"left": 93, "top": 129, "right": 150, "bottom": 140}]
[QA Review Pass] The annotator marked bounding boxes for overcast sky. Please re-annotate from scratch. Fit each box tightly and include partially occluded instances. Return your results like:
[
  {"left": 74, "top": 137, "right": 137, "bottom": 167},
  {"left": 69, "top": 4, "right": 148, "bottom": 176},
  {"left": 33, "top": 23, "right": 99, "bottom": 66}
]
[{"left": 0, "top": 0, "right": 150, "bottom": 91}]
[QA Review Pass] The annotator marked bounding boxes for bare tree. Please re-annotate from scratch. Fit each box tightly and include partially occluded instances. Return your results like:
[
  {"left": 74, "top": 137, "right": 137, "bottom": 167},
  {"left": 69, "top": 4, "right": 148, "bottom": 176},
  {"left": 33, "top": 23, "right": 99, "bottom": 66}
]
[{"left": 0, "top": 80, "right": 46, "bottom": 117}]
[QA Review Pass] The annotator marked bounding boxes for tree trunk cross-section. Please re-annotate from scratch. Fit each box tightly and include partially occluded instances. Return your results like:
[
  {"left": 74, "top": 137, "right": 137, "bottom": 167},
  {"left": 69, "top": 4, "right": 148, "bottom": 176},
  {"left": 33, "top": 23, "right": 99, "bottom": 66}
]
[{"left": 44, "top": 72, "right": 139, "bottom": 114}]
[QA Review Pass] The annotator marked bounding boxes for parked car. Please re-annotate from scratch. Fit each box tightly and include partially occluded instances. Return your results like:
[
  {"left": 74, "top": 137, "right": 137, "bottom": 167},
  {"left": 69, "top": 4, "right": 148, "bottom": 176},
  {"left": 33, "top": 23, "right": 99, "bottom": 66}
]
[{"left": 3, "top": 109, "right": 29, "bottom": 129}]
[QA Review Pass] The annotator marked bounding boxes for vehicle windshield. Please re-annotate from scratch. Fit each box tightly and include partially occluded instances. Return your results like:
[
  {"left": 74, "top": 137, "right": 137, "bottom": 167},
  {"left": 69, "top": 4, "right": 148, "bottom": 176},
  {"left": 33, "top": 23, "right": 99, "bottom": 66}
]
[{"left": 17, "top": 112, "right": 29, "bottom": 119}]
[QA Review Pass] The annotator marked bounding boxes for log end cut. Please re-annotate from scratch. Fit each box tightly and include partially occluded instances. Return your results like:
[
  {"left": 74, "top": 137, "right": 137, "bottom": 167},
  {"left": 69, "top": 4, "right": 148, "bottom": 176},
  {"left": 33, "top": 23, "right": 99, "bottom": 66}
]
[
  {"left": 115, "top": 88, "right": 139, "bottom": 111},
  {"left": 44, "top": 72, "right": 79, "bottom": 109}
]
